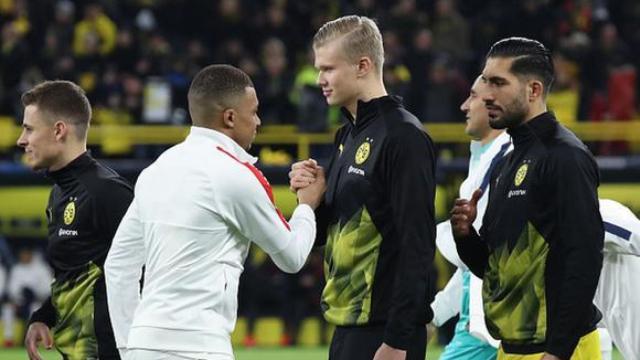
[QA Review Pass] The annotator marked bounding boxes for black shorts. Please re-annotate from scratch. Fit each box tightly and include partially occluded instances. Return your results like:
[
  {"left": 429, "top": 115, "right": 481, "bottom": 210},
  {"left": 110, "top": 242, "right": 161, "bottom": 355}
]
[{"left": 329, "top": 324, "right": 426, "bottom": 360}]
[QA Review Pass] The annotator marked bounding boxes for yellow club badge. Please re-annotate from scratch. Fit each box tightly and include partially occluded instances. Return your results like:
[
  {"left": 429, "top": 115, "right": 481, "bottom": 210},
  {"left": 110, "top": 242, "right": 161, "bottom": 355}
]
[
  {"left": 355, "top": 142, "right": 371, "bottom": 165},
  {"left": 514, "top": 164, "right": 528, "bottom": 187},
  {"left": 63, "top": 201, "right": 76, "bottom": 225}
]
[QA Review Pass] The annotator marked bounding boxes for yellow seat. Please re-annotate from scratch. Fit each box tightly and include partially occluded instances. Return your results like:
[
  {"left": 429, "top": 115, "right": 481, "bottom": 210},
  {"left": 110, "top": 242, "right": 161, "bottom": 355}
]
[
  {"left": 0, "top": 319, "right": 25, "bottom": 345},
  {"left": 297, "top": 317, "right": 321, "bottom": 346},
  {"left": 254, "top": 317, "right": 284, "bottom": 346},
  {"left": 231, "top": 317, "right": 247, "bottom": 346}
]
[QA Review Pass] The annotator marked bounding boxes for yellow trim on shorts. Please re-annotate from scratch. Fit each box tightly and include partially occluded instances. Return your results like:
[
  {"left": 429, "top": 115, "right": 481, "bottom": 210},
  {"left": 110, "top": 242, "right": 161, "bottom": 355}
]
[{"left": 497, "top": 330, "right": 601, "bottom": 360}]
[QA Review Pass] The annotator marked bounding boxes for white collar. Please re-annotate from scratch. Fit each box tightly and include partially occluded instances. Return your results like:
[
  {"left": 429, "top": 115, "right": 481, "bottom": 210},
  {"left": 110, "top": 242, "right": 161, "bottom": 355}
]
[{"left": 188, "top": 126, "right": 258, "bottom": 164}]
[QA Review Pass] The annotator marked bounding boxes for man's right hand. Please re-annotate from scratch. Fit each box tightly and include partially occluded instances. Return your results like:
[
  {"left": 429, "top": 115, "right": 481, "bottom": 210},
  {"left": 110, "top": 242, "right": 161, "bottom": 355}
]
[
  {"left": 450, "top": 189, "right": 482, "bottom": 238},
  {"left": 289, "top": 159, "right": 319, "bottom": 192},
  {"left": 25, "top": 322, "right": 54, "bottom": 360},
  {"left": 297, "top": 166, "right": 326, "bottom": 210}
]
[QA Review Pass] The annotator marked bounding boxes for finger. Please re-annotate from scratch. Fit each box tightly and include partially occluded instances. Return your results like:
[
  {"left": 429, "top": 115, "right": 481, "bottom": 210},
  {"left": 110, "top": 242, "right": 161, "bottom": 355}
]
[
  {"left": 449, "top": 205, "right": 470, "bottom": 216},
  {"left": 292, "top": 174, "right": 316, "bottom": 184},
  {"left": 289, "top": 168, "right": 317, "bottom": 179},
  {"left": 453, "top": 198, "right": 471, "bottom": 206},
  {"left": 292, "top": 160, "right": 318, "bottom": 171},
  {"left": 450, "top": 214, "right": 469, "bottom": 224},
  {"left": 44, "top": 329, "right": 53, "bottom": 349},
  {"left": 291, "top": 161, "right": 309, "bottom": 170},
  {"left": 291, "top": 179, "right": 314, "bottom": 190},
  {"left": 470, "top": 189, "right": 483, "bottom": 206},
  {"left": 26, "top": 338, "right": 42, "bottom": 360}
]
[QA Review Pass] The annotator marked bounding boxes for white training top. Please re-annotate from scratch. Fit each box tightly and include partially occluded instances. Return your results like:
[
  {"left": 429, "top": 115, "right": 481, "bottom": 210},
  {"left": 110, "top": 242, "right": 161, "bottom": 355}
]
[{"left": 104, "top": 126, "right": 316, "bottom": 358}]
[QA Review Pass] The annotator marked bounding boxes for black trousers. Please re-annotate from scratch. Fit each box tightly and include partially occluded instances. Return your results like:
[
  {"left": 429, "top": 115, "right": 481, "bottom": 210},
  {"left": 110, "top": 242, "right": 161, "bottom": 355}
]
[{"left": 329, "top": 324, "right": 427, "bottom": 360}]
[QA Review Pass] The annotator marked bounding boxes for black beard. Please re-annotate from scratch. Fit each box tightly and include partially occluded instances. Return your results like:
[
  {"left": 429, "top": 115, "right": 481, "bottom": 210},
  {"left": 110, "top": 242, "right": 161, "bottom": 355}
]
[
  {"left": 488, "top": 97, "right": 528, "bottom": 129},
  {"left": 489, "top": 109, "right": 526, "bottom": 129}
]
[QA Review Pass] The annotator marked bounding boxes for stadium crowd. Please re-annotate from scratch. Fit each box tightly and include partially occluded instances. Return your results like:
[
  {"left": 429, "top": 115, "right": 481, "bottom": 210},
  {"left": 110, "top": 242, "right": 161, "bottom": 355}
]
[
  {"left": 1, "top": 0, "right": 639, "bottom": 131},
  {"left": 1, "top": 0, "right": 640, "bottom": 351}
]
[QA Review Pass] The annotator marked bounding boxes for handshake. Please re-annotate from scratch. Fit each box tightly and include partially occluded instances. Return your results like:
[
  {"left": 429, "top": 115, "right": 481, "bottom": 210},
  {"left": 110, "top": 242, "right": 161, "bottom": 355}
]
[{"left": 288, "top": 158, "right": 327, "bottom": 210}]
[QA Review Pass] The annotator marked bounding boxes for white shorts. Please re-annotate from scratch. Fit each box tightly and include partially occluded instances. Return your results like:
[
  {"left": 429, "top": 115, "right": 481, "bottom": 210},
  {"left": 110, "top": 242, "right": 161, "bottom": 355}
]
[
  {"left": 595, "top": 253, "right": 640, "bottom": 360},
  {"left": 125, "top": 349, "right": 234, "bottom": 360}
]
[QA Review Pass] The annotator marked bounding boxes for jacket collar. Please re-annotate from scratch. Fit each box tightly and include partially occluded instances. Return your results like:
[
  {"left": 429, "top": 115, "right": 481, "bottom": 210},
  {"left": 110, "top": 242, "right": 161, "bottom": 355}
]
[
  {"left": 188, "top": 126, "right": 257, "bottom": 164},
  {"left": 46, "top": 151, "right": 95, "bottom": 187},
  {"left": 507, "top": 111, "right": 557, "bottom": 148},
  {"left": 340, "top": 95, "right": 404, "bottom": 134}
]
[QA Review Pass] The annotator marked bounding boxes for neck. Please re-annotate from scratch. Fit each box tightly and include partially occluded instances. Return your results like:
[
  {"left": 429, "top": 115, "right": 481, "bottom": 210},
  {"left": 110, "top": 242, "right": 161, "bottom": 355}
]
[
  {"left": 346, "top": 77, "right": 387, "bottom": 118},
  {"left": 49, "top": 143, "right": 87, "bottom": 171},
  {"left": 479, "top": 129, "right": 504, "bottom": 145},
  {"left": 523, "top": 101, "right": 547, "bottom": 123}
]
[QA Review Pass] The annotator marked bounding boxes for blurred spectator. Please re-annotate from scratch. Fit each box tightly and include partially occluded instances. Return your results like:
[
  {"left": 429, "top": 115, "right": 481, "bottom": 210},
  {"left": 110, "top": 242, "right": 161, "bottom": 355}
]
[
  {"left": 255, "top": 37, "right": 295, "bottom": 125},
  {"left": 291, "top": 48, "right": 328, "bottom": 132},
  {"left": 3, "top": 248, "right": 51, "bottom": 347},
  {"left": 431, "top": 0, "right": 471, "bottom": 64},
  {"left": 0, "top": 22, "right": 29, "bottom": 116},
  {"left": 501, "top": 0, "right": 555, "bottom": 47},
  {"left": 405, "top": 28, "right": 435, "bottom": 120},
  {"left": 73, "top": 3, "right": 117, "bottom": 57},
  {"left": 580, "top": 22, "right": 633, "bottom": 121},
  {"left": 548, "top": 52, "right": 580, "bottom": 125},
  {"left": 423, "top": 56, "right": 467, "bottom": 123}
]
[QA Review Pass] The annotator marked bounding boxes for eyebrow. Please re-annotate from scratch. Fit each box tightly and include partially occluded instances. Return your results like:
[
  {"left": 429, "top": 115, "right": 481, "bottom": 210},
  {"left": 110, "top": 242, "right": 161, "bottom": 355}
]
[{"left": 487, "top": 75, "right": 508, "bottom": 83}]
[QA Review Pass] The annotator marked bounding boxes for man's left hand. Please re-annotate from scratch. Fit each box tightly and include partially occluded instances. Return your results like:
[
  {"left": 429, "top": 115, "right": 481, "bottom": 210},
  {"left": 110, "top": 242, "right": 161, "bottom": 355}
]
[{"left": 373, "top": 343, "right": 406, "bottom": 360}]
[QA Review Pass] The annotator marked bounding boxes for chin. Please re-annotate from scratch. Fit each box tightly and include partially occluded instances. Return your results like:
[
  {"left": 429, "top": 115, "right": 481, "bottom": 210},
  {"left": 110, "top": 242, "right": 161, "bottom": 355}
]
[{"left": 488, "top": 118, "right": 508, "bottom": 130}]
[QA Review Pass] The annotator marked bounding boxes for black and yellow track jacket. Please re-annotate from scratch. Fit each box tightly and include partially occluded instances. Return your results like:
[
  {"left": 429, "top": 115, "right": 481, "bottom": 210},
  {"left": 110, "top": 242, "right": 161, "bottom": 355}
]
[
  {"left": 28, "top": 152, "right": 133, "bottom": 359},
  {"left": 316, "top": 95, "right": 437, "bottom": 350},
  {"left": 455, "top": 112, "right": 603, "bottom": 359}
]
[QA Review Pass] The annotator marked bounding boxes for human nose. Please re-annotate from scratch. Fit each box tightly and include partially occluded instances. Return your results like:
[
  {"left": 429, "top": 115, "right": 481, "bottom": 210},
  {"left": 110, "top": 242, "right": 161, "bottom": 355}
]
[{"left": 16, "top": 130, "right": 27, "bottom": 147}]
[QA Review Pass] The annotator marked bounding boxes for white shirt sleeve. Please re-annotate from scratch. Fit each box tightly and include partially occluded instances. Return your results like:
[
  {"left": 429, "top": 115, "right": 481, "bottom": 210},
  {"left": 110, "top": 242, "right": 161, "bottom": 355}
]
[
  {"left": 599, "top": 199, "right": 640, "bottom": 256},
  {"left": 215, "top": 168, "right": 316, "bottom": 274},
  {"left": 436, "top": 221, "right": 468, "bottom": 270},
  {"left": 104, "top": 199, "right": 145, "bottom": 354},
  {"left": 430, "top": 268, "right": 463, "bottom": 327}
]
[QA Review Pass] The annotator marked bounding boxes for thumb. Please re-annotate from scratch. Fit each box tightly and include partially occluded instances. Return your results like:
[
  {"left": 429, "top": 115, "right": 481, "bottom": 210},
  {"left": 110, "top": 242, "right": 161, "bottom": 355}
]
[{"left": 470, "top": 189, "right": 483, "bottom": 207}]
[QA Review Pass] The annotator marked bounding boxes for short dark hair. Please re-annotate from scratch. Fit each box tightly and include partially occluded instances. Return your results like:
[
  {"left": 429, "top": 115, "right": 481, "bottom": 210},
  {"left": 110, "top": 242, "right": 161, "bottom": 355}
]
[
  {"left": 187, "top": 64, "right": 254, "bottom": 126},
  {"left": 21, "top": 80, "right": 92, "bottom": 139},
  {"left": 486, "top": 37, "right": 555, "bottom": 95}
]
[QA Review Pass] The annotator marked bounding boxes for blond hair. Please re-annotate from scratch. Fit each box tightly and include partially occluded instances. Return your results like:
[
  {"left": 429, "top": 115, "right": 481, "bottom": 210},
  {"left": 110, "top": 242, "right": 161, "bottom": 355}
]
[{"left": 313, "top": 15, "right": 384, "bottom": 75}]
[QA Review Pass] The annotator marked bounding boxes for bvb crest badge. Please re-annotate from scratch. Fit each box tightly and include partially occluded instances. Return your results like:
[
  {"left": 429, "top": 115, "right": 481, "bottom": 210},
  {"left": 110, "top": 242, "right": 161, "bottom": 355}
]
[
  {"left": 355, "top": 142, "right": 371, "bottom": 165},
  {"left": 64, "top": 201, "right": 76, "bottom": 225},
  {"left": 514, "top": 164, "right": 528, "bottom": 187}
]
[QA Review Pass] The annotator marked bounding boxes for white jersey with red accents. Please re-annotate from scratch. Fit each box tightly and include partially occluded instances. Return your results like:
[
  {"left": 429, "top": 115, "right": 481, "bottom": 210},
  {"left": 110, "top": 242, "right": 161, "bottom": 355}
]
[{"left": 105, "top": 126, "right": 316, "bottom": 358}]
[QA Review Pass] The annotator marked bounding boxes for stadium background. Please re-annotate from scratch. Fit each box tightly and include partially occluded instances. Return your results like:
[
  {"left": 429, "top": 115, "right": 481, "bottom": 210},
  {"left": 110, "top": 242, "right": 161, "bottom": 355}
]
[{"left": 0, "top": 0, "right": 638, "bottom": 358}]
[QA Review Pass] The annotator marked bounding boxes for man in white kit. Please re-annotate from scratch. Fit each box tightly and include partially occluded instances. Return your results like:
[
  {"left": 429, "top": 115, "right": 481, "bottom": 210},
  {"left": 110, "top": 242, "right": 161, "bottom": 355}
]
[{"left": 104, "top": 64, "right": 326, "bottom": 360}]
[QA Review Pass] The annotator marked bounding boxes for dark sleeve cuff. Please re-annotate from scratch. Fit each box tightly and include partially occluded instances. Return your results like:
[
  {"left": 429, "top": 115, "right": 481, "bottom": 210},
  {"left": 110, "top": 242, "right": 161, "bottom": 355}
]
[
  {"left": 382, "top": 326, "right": 413, "bottom": 351},
  {"left": 452, "top": 228, "right": 488, "bottom": 278},
  {"left": 546, "top": 334, "right": 581, "bottom": 360},
  {"left": 28, "top": 298, "right": 56, "bottom": 328}
]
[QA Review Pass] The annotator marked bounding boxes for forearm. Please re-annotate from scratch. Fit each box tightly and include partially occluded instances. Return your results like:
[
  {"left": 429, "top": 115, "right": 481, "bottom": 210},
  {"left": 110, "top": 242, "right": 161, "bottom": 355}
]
[
  {"left": 453, "top": 228, "right": 488, "bottom": 278},
  {"left": 269, "top": 204, "right": 316, "bottom": 273}
]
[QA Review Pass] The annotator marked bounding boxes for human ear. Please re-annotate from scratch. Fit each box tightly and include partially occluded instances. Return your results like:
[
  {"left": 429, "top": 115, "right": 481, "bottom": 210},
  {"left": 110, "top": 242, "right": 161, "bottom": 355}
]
[
  {"left": 529, "top": 81, "right": 544, "bottom": 101},
  {"left": 356, "top": 56, "right": 373, "bottom": 77},
  {"left": 222, "top": 109, "right": 236, "bottom": 128},
  {"left": 53, "top": 121, "right": 67, "bottom": 141}
]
